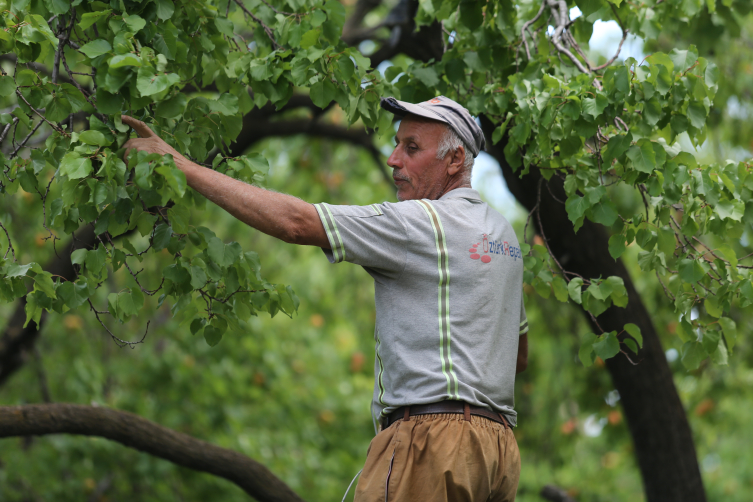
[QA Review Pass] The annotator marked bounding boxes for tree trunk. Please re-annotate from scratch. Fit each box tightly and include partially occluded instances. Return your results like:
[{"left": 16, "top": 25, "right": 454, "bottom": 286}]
[
  {"left": 0, "top": 403, "right": 306, "bottom": 502},
  {"left": 481, "top": 117, "right": 706, "bottom": 501}
]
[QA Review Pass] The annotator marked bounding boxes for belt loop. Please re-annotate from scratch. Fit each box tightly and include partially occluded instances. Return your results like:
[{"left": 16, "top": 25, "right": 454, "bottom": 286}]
[
  {"left": 403, "top": 406, "right": 411, "bottom": 422},
  {"left": 498, "top": 413, "right": 510, "bottom": 429},
  {"left": 463, "top": 402, "right": 471, "bottom": 422}
]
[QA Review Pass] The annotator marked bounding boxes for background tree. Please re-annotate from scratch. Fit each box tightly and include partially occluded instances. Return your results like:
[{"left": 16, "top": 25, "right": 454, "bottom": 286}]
[{"left": 1, "top": 0, "right": 752, "bottom": 501}]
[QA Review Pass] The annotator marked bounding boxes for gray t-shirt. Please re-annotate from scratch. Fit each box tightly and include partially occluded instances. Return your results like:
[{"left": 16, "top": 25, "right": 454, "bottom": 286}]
[{"left": 314, "top": 188, "right": 527, "bottom": 425}]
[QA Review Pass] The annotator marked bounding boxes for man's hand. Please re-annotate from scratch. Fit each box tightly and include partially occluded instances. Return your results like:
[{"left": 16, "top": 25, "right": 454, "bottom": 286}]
[
  {"left": 119, "top": 115, "right": 329, "bottom": 249},
  {"left": 121, "top": 115, "right": 186, "bottom": 164}
]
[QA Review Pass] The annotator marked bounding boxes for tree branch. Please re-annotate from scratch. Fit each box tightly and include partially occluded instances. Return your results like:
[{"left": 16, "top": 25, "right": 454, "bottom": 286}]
[{"left": 0, "top": 403, "right": 306, "bottom": 502}]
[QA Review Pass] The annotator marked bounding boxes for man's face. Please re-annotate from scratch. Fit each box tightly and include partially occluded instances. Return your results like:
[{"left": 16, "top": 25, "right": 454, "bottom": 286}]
[{"left": 387, "top": 116, "right": 450, "bottom": 201}]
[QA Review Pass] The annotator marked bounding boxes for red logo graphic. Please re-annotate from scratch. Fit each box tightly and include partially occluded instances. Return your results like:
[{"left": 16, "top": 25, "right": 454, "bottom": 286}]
[
  {"left": 427, "top": 98, "right": 442, "bottom": 104},
  {"left": 469, "top": 234, "right": 492, "bottom": 263}
]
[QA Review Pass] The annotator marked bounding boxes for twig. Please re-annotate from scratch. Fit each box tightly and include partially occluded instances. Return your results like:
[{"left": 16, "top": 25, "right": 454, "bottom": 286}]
[
  {"left": 88, "top": 298, "right": 150, "bottom": 348},
  {"left": 546, "top": 0, "right": 591, "bottom": 74},
  {"left": 259, "top": 0, "right": 298, "bottom": 17},
  {"left": 521, "top": 0, "right": 547, "bottom": 60},
  {"left": 9, "top": 119, "right": 44, "bottom": 158},
  {"left": 0, "top": 117, "right": 19, "bottom": 144},
  {"left": 15, "top": 90, "right": 67, "bottom": 135},
  {"left": 0, "top": 220, "right": 16, "bottom": 260},
  {"left": 656, "top": 270, "right": 675, "bottom": 302},
  {"left": 232, "top": 0, "right": 282, "bottom": 50}
]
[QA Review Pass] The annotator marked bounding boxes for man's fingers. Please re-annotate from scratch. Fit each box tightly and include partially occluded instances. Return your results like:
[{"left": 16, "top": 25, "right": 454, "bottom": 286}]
[{"left": 121, "top": 115, "right": 155, "bottom": 138}]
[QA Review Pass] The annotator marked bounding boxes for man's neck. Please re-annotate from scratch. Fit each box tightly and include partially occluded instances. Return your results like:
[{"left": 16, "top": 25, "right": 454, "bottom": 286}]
[{"left": 435, "top": 180, "right": 471, "bottom": 200}]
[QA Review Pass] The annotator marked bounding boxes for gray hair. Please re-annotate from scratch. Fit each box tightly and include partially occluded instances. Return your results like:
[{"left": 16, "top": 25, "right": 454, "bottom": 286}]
[{"left": 436, "top": 124, "right": 474, "bottom": 183}]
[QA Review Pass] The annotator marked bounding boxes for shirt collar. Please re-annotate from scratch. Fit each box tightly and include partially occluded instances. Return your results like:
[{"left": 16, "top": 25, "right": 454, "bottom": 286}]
[{"left": 438, "top": 187, "right": 482, "bottom": 202}]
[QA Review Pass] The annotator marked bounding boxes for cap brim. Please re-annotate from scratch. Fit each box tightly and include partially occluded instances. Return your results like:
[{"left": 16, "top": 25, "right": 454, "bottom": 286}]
[{"left": 380, "top": 97, "right": 449, "bottom": 125}]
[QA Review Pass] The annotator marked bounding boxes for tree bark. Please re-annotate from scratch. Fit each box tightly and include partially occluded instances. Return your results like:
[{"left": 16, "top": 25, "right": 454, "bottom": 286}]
[
  {"left": 0, "top": 403, "right": 306, "bottom": 502},
  {"left": 480, "top": 117, "right": 706, "bottom": 502}
]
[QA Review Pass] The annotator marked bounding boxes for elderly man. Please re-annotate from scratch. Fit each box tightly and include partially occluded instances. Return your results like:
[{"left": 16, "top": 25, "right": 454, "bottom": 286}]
[{"left": 122, "top": 95, "right": 527, "bottom": 502}]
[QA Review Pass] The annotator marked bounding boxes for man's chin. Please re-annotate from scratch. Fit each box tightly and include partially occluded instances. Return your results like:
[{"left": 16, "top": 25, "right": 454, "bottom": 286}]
[{"left": 395, "top": 188, "right": 412, "bottom": 202}]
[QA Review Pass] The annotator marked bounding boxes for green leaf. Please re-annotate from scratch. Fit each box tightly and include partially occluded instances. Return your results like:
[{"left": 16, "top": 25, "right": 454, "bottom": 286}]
[
  {"left": 593, "top": 331, "right": 620, "bottom": 360},
  {"left": 591, "top": 200, "right": 618, "bottom": 226},
  {"left": 608, "top": 234, "right": 626, "bottom": 260},
  {"left": 602, "top": 132, "right": 632, "bottom": 166},
  {"left": 310, "top": 9, "right": 327, "bottom": 27},
  {"left": 136, "top": 67, "right": 180, "bottom": 97},
  {"left": 458, "top": 0, "right": 483, "bottom": 30},
  {"left": 627, "top": 141, "right": 656, "bottom": 173},
  {"left": 309, "top": 79, "right": 336, "bottom": 109},
  {"left": 203, "top": 325, "right": 222, "bottom": 346},
  {"left": 59, "top": 152, "right": 93, "bottom": 179},
  {"left": 152, "top": 223, "right": 173, "bottom": 251},
  {"left": 57, "top": 280, "right": 89, "bottom": 308},
  {"left": 300, "top": 29, "right": 320, "bottom": 49},
  {"left": 78, "top": 130, "right": 108, "bottom": 146},
  {"left": 624, "top": 323, "right": 642, "bottom": 348},
  {"left": 579, "top": 332, "right": 598, "bottom": 367},
  {"left": 565, "top": 196, "right": 590, "bottom": 226},
  {"left": 135, "top": 212, "right": 158, "bottom": 237},
  {"left": 155, "top": 93, "right": 187, "bottom": 120},
  {"left": 108, "top": 54, "right": 142, "bottom": 68},
  {"left": 79, "top": 39, "right": 112, "bottom": 58},
  {"left": 552, "top": 275, "right": 569, "bottom": 302},
  {"left": 155, "top": 164, "right": 187, "bottom": 197},
  {"left": 0, "top": 76, "right": 16, "bottom": 97},
  {"left": 568, "top": 277, "right": 583, "bottom": 304},
  {"left": 46, "top": 95, "right": 72, "bottom": 122},
  {"left": 719, "top": 317, "right": 737, "bottom": 352},
  {"left": 582, "top": 94, "right": 608, "bottom": 118},
  {"left": 71, "top": 249, "right": 87, "bottom": 265},
  {"left": 669, "top": 47, "right": 698, "bottom": 72},
  {"left": 78, "top": 10, "right": 111, "bottom": 31},
  {"left": 43, "top": 0, "right": 70, "bottom": 15},
  {"left": 678, "top": 258, "right": 706, "bottom": 283},
  {"left": 687, "top": 101, "right": 707, "bottom": 129},
  {"left": 411, "top": 67, "right": 439, "bottom": 87},
  {"left": 123, "top": 15, "right": 146, "bottom": 34},
  {"left": 681, "top": 341, "right": 706, "bottom": 370},
  {"left": 155, "top": 0, "right": 175, "bottom": 20},
  {"left": 714, "top": 200, "right": 745, "bottom": 222}
]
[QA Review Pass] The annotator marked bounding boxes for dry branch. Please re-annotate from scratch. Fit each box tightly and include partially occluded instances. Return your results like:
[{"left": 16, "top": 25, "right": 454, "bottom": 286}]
[{"left": 0, "top": 403, "right": 306, "bottom": 502}]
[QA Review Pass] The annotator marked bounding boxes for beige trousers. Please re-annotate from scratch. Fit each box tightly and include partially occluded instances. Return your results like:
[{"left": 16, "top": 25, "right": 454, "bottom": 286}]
[{"left": 354, "top": 413, "right": 520, "bottom": 502}]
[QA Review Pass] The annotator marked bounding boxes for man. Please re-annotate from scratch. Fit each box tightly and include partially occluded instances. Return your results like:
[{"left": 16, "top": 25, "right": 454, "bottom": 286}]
[{"left": 122, "top": 94, "right": 527, "bottom": 502}]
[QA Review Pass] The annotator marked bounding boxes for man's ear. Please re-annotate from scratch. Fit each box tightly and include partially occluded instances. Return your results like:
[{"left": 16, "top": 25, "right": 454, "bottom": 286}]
[{"left": 446, "top": 145, "right": 466, "bottom": 176}]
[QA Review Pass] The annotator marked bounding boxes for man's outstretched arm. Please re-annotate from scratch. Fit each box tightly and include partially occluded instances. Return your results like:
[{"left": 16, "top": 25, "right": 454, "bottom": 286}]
[{"left": 121, "top": 115, "right": 330, "bottom": 249}]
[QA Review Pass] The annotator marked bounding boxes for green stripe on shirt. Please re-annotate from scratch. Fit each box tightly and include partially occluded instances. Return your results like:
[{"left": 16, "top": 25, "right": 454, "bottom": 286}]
[
  {"left": 416, "top": 199, "right": 460, "bottom": 400},
  {"left": 323, "top": 205, "right": 346, "bottom": 262},
  {"left": 314, "top": 204, "right": 340, "bottom": 262}
]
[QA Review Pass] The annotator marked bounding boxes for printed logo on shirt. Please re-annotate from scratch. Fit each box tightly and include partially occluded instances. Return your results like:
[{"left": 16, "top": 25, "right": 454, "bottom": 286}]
[{"left": 468, "top": 234, "right": 522, "bottom": 263}]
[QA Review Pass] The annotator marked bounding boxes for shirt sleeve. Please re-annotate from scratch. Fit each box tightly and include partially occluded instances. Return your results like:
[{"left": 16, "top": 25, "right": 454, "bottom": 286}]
[
  {"left": 314, "top": 202, "right": 408, "bottom": 276},
  {"left": 519, "top": 294, "right": 529, "bottom": 336}
]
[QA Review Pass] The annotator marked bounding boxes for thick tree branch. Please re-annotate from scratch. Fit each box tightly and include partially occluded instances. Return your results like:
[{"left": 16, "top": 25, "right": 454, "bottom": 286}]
[
  {"left": 365, "top": 0, "right": 443, "bottom": 67},
  {"left": 0, "top": 403, "right": 306, "bottom": 502},
  {"left": 229, "top": 111, "right": 391, "bottom": 184}
]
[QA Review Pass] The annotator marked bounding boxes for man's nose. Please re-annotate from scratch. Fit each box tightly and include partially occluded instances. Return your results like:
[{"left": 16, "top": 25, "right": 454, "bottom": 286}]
[{"left": 387, "top": 147, "right": 401, "bottom": 169}]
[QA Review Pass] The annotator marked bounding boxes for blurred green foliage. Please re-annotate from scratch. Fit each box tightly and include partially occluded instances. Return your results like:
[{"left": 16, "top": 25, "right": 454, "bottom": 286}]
[{"left": 1, "top": 135, "right": 752, "bottom": 500}]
